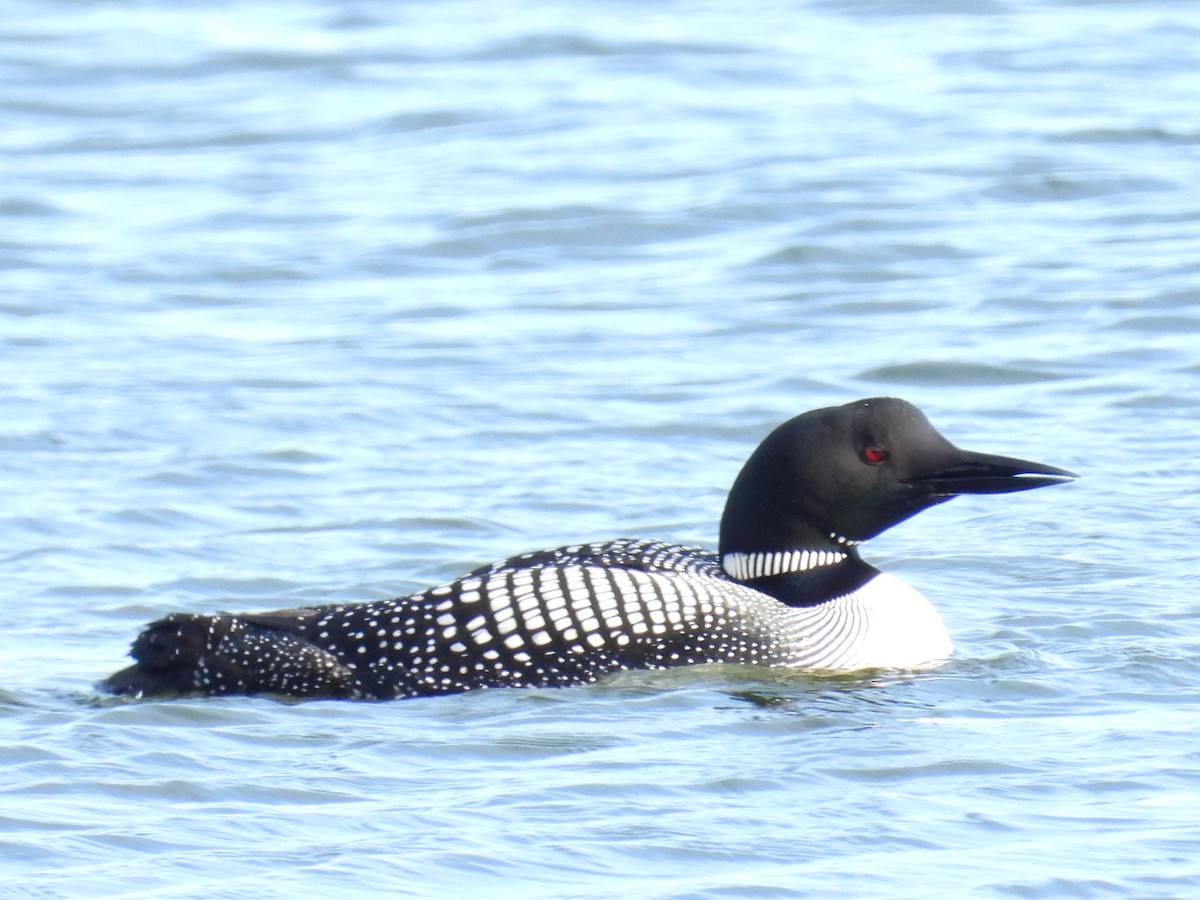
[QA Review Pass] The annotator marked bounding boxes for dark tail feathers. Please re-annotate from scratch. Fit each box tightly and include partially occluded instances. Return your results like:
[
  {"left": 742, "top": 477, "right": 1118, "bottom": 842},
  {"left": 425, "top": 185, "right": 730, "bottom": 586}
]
[{"left": 101, "top": 613, "right": 358, "bottom": 700}]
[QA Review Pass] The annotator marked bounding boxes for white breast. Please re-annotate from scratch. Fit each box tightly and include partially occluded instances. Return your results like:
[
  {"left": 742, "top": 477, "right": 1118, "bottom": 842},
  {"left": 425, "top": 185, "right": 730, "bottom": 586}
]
[{"left": 774, "top": 572, "right": 954, "bottom": 671}]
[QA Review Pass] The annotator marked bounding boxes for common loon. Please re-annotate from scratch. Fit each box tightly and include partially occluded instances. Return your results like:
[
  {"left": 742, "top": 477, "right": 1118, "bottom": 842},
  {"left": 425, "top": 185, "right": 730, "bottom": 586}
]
[{"left": 102, "top": 398, "right": 1075, "bottom": 701}]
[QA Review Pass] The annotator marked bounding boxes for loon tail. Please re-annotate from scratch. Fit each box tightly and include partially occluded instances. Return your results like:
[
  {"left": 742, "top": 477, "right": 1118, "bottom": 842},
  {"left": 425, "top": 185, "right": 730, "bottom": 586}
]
[{"left": 101, "top": 612, "right": 358, "bottom": 699}]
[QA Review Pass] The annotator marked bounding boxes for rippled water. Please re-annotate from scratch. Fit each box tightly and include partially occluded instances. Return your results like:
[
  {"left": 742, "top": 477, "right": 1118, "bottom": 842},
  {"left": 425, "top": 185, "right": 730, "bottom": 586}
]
[{"left": 3, "top": 0, "right": 1199, "bottom": 896}]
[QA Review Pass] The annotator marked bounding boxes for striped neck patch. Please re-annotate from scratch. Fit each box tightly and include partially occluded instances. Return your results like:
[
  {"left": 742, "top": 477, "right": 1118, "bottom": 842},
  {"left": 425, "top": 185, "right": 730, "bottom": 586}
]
[{"left": 721, "top": 548, "right": 848, "bottom": 581}]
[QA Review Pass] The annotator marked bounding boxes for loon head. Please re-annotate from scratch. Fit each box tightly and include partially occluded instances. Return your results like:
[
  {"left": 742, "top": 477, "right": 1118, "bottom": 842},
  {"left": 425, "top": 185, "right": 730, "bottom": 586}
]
[{"left": 718, "top": 397, "right": 1076, "bottom": 564}]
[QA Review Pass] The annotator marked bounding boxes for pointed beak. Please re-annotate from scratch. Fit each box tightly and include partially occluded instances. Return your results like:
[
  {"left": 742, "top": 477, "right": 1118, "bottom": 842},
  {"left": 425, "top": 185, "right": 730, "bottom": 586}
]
[{"left": 905, "top": 449, "right": 1078, "bottom": 496}]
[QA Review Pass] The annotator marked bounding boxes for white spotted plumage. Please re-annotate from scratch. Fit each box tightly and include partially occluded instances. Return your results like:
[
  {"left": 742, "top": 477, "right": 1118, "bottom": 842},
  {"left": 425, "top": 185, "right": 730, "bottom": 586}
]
[{"left": 127, "top": 538, "right": 950, "bottom": 700}]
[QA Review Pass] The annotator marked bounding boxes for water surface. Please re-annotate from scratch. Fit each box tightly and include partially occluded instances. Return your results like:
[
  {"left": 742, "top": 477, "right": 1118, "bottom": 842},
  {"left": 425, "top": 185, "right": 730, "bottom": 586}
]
[{"left": 3, "top": 0, "right": 1199, "bottom": 896}]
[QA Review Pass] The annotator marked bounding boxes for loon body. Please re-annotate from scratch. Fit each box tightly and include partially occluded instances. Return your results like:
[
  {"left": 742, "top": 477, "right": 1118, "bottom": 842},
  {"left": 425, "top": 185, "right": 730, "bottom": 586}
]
[{"left": 102, "top": 398, "right": 1075, "bottom": 701}]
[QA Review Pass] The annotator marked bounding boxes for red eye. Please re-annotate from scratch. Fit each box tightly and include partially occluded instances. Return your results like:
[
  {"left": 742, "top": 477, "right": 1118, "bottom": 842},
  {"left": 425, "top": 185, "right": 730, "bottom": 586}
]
[{"left": 861, "top": 446, "right": 889, "bottom": 466}]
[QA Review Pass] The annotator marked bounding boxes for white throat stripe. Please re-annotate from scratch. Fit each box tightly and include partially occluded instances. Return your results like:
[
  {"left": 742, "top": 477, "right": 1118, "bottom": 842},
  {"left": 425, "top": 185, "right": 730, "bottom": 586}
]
[{"left": 721, "top": 549, "right": 847, "bottom": 581}]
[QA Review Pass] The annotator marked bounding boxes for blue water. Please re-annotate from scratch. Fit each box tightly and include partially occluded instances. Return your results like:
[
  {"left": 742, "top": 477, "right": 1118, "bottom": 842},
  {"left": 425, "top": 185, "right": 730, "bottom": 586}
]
[{"left": 3, "top": 0, "right": 1199, "bottom": 895}]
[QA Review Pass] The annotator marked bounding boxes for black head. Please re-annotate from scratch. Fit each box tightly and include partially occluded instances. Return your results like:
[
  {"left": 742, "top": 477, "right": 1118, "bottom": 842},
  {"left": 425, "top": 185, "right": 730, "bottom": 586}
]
[{"left": 718, "top": 397, "right": 1076, "bottom": 556}]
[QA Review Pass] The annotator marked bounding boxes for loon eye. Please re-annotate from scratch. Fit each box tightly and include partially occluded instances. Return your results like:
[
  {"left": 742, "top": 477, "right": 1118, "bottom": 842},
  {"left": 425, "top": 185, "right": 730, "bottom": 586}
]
[{"left": 860, "top": 446, "right": 889, "bottom": 466}]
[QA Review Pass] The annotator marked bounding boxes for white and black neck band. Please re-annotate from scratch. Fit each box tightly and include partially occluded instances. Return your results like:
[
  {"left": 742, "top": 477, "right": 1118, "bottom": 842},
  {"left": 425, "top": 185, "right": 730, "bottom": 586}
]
[{"left": 721, "top": 548, "right": 848, "bottom": 581}]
